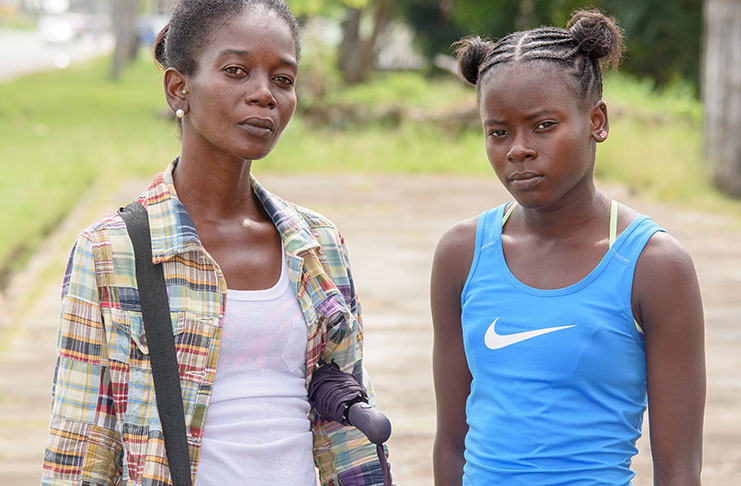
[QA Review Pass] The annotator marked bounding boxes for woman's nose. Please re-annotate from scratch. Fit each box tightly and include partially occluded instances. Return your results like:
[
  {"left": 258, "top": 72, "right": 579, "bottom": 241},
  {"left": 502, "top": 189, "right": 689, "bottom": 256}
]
[{"left": 248, "top": 76, "right": 276, "bottom": 108}]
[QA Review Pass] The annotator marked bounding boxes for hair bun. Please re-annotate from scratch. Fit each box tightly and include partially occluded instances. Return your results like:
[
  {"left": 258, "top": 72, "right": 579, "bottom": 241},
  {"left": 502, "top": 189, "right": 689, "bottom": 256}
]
[
  {"left": 567, "top": 10, "right": 624, "bottom": 69},
  {"left": 153, "top": 23, "right": 170, "bottom": 70},
  {"left": 453, "top": 36, "right": 492, "bottom": 85}
]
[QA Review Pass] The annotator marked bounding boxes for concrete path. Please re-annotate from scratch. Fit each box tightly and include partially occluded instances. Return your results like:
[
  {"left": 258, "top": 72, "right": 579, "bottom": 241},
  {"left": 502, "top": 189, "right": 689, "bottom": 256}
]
[{"left": 1, "top": 174, "right": 739, "bottom": 485}]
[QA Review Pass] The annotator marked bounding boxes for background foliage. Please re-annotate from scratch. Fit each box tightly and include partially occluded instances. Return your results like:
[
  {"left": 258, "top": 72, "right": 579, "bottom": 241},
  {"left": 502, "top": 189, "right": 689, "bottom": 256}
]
[{"left": 400, "top": 0, "right": 702, "bottom": 88}]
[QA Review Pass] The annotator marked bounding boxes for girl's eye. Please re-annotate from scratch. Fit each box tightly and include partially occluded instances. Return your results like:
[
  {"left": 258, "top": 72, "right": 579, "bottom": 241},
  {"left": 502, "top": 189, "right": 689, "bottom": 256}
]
[
  {"left": 535, "top": 121, "right": 557, "bottom": 130},
  {"left": 488, "top": 129, "right": 508, "bottom": 138}
]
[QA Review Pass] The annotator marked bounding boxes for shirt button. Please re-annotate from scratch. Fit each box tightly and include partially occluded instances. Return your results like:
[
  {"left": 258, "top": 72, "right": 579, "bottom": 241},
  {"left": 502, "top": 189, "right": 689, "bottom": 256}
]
[{"left": 138, "top": 332, "right": 149, "bottom": 353}]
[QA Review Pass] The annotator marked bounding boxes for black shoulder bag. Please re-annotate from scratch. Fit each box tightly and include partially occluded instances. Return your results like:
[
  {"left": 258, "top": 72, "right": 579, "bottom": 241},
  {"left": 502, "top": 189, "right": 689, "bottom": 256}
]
[{"left": 119, "top": 201, "right": 193, "bottom": 486}]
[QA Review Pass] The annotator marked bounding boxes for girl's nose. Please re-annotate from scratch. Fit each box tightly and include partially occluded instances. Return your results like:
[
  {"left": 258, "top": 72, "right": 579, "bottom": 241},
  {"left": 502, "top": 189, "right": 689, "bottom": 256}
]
[{"left": 506, "top": 136, "right": 536, "bottom": 162}]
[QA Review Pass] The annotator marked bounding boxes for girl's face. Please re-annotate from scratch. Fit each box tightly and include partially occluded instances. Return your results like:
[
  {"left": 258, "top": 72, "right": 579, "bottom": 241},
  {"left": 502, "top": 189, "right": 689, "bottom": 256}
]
[
  {"left": 182, "top": 8, "right": 297, "bottom": 162},
  {"left": 479, "top": 63, "right": 605, "bottom": 210}
]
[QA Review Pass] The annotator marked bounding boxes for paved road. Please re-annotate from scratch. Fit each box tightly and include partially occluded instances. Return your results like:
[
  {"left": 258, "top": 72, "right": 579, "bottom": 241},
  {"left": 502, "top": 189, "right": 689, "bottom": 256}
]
[
  {"left": 1, "top": 174, "right": 739, "bottom": 484},
  {"left": 0, "top": 29, "right": 113, "bottom": 81}
]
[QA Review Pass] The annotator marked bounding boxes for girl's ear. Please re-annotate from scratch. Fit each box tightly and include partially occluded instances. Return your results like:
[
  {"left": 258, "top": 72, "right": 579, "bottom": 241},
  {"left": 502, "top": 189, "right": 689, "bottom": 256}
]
[
  {"left": 590, "top": 100, "right": 609, "bottom": 143},
  {"left": 164, "top": 67, "right": 188, "bottom": 116}
]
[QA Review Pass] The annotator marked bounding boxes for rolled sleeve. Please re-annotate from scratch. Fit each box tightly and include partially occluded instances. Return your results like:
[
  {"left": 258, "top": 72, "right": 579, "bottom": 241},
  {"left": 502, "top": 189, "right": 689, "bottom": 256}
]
[
  {"left": 42, "top": 234, "right": 122, "bottom": 485},
  {"left": 312, "top": 231, "right": 390, "bottom": 485}
]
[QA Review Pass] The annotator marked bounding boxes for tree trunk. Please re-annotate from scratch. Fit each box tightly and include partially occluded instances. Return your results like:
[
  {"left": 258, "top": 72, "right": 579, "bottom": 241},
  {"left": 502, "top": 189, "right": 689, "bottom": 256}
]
[
  {"left": 703, "top": 0, "right": 741, "bottom": 197},
  {"left": 338, "top": 7, "right": 362, "bottom": 79},
  {"left": 111, "top": 0, "right": 139, "bottom": 80},
  {"left": 338, "top": 0, "right": 396, "bottom": 85}
]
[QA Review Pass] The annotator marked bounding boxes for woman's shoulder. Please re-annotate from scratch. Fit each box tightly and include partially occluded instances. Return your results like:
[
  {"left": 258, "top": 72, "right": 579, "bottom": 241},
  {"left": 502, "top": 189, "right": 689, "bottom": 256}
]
[
  {"left": 72, "top": 198, "right": 147, "bottom": 259},
  {"left": 288, "top": 201, "right": 338, "bottom": 231}
]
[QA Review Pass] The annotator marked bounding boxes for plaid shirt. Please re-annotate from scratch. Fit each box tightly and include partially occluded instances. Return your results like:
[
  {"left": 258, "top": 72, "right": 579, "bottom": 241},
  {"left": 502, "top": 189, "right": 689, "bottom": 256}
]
[{"left": 42, "top": 163, "right": 388, "bottom": 485}]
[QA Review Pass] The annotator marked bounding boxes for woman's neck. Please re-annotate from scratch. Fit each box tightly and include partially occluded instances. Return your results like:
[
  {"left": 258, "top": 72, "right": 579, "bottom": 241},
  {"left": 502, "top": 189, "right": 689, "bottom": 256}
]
[{"left": 172, "top": 148, "right": 261, "bottom": 222}]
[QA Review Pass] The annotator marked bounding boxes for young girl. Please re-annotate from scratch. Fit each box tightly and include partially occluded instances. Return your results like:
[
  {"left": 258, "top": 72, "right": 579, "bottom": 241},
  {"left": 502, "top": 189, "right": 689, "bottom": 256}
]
[
  {"left": 41, "top": 1, "right": 387, "bottom": 484},
  {"left": 431, "top": 10, "right": 705, "bottom": 485}
]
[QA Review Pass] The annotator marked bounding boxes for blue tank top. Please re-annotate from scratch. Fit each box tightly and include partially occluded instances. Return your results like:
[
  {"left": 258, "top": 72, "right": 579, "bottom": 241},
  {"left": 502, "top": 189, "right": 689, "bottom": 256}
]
[{"left": 461, "top": 204, "right": 664, "bottom": 485}]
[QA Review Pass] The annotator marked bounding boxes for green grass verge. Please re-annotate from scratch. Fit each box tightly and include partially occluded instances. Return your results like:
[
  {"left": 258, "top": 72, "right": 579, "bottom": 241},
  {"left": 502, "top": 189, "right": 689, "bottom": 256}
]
[
  {"left": 0, "top": 53, "right": 178, "bottom": 281},
  {"left": 0, "top": 56, "right": 738, "bottom": 285}
]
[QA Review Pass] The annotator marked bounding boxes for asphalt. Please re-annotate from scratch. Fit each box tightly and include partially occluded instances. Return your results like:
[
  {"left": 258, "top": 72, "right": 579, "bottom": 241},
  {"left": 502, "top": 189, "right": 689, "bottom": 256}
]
[{"left": 0, "top": 29, "right": 113, "bottom": 82}]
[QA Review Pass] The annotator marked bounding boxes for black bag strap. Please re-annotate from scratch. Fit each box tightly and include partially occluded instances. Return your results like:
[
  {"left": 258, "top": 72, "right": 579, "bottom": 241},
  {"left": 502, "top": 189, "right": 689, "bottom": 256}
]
[{"left": 119, "top": 201, "right": 193, "bottom": 486}]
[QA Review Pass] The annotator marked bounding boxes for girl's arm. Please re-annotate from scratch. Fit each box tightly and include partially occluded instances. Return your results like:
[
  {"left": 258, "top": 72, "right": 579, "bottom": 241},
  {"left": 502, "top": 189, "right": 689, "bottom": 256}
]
[
  {"left": 431, "top": 218, "right": 477, "bottom": 485},
  {"left": 633, "top": 231, "right": 706, "bottom": 486}
]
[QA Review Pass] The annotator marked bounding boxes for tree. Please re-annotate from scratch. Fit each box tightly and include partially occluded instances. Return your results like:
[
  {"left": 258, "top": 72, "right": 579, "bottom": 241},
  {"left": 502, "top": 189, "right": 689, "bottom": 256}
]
[
  {"left": 400, "top": 0, "right": 703, "bottom": 88},
  {"left": 292, "top": 0, "right": 393, "bottom": 84},
  {"left": 337, "top": 0, "right": 396, "bottom": 83},
  {"left": 702, "top": 0, "right": 741, "bottom": 197},
  {"left": 111, "top": 0, "right": 139, "bottom": 80}
]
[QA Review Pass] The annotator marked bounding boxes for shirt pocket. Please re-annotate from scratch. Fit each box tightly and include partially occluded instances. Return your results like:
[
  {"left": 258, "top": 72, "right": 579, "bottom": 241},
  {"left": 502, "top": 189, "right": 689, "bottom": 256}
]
[
  {"left": 172, "top": 311, "right": 217, "bottom": 384},
  {"left": 105, "top": 308, "right": 216, "bottom": 426},
  {"left": 281, "top": 317, "right": 309, "bottom": 372}
]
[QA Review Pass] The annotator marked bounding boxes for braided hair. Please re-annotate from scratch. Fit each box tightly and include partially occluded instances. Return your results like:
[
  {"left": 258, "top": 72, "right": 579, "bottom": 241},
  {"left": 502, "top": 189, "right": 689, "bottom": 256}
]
[
  {"left": 153, "top": 0, "right": 301, "bottom": 75},
  {"left": 454, "top": 10, "right": 624, "bottom": 106}
]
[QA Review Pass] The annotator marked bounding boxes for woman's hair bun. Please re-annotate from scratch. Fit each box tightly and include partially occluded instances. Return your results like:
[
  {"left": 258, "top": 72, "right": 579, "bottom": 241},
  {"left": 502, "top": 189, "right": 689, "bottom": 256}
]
[
  {"left": 567, "top": 9, "right": 625, "bottom": 69},
  {"left": 452, "top": 36, "right": 492, "bottom": 85},
  {"left": 153, "top": 23, "right": 170, "bottom": 70}
]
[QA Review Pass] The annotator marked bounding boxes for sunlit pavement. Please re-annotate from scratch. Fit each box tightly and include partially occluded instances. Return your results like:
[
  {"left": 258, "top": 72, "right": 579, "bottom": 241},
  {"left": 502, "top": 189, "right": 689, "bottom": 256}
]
[
  {"left": 0, "top": 28, "right": 113, "bottom": 82},
  {"left": 1, "top": 173, "right": 739, "bottom": 484}
]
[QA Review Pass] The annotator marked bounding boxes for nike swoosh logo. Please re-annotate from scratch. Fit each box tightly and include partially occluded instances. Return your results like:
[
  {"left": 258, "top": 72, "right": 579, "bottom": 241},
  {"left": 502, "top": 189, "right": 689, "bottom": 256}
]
[{"left": 484, "top": 318, "right": 576, "bottom": 349}]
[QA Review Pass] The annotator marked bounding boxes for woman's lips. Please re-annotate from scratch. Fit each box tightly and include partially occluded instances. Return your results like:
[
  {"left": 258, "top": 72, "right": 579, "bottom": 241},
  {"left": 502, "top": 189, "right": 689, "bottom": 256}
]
[{"left": 239, "top": 117, "right": 274, "bottom": 137}]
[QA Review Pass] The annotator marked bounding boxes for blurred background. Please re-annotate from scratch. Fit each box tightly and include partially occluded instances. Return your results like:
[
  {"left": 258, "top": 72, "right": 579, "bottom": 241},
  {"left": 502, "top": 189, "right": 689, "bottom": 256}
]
[{"left": 1, "top": 0, "right": 740, "bottom": 484}]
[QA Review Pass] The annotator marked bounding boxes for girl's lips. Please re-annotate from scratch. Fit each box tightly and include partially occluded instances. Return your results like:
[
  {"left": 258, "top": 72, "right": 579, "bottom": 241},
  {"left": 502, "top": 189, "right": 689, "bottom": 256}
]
[{"left": 510, "top": 173, "right": 543, "bottom": 189}]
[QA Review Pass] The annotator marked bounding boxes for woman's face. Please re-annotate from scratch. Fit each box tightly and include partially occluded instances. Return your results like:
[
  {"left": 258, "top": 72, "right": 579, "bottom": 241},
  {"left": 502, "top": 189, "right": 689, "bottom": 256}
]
[
  {"left": 182, "top": 8, "right": 297, "bottom": 162},
  {"left": 478, "top": 63, "right": 602, "bottom": 210}
]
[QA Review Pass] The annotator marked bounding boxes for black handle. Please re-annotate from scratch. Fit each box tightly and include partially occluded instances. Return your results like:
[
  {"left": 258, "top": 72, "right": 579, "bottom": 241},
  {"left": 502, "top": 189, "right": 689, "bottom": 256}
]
[{"left": 347, "top": 402, "right": 392, "bottom": 445}]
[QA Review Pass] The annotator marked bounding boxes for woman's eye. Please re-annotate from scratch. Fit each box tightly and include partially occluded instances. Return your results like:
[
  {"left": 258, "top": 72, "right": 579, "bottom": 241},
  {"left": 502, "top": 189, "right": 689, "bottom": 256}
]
[
  {"left": 535, "top": 121, "right": 556, "bottom": 130},
  {"left": 224, "top": 66, "right": 246, "bottom": 76},
  {"left": 488, "top": 129, "right": 507, "bottom": 138}
]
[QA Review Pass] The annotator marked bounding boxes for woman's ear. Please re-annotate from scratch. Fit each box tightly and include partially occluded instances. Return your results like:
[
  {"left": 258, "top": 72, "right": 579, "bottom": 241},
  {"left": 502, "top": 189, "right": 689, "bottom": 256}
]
[
  {"left": 164, "top": 67, "right": 188, "bottom": 116},
  {"left": 590, "top": 100, "right": 609, "bottom": 143}
]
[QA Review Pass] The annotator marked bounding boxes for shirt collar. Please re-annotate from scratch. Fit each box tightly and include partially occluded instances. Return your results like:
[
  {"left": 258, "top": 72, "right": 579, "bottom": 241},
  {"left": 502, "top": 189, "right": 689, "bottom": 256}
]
[{"left": 143, "top": 160, "right": 320, "bottom": 263}]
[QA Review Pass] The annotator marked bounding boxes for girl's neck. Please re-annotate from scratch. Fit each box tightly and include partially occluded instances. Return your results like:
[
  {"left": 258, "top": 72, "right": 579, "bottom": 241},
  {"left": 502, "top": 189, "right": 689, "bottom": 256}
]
[{"left": 517, "top": 187, "right": 611, "bottom": 241}]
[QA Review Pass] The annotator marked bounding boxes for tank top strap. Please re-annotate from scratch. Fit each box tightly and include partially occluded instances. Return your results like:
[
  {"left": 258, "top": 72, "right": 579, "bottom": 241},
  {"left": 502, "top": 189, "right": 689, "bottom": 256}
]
[
  {"left": 610, "top": 213, "right": 665, "bottom": 265},
  {"left": 477, "top": 204, "right": 508, "bottom": 249},
  {"left": 462, "top": 205, "right": 508, "bottom": 302}
]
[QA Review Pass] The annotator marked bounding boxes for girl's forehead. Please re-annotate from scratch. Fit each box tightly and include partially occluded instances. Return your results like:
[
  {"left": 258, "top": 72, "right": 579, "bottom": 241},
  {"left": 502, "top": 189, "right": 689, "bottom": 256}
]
[{"left": 480, "top": 63, "right": 582, "bottom": 110}]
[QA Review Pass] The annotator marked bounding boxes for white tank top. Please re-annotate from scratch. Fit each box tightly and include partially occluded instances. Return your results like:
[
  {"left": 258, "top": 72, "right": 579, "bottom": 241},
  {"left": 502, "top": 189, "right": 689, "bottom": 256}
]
[{"left": 195, "top": 251, "right": 316, "bottom": 485}]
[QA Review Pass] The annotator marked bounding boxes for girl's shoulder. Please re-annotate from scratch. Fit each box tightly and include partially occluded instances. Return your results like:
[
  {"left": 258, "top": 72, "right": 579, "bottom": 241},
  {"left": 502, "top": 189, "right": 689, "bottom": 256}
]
[
  {"left": 434, "top": 202, "right": 509, "bottom": 262},
  {"left": 432, "top": 214, "right": 481, "bottom": 293}
]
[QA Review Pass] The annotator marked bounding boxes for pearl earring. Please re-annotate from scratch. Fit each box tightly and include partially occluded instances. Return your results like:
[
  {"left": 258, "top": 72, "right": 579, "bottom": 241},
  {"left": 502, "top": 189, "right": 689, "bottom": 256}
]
[
  {"left": 181, "top": 89, "right": 187, "bottom": 95},
  {"left": 176, "top": 108, "right": 185, "bottom": 118}
]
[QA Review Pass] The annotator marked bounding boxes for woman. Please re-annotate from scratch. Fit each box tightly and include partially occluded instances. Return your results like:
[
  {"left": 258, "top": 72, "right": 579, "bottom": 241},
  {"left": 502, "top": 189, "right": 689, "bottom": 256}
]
[{"left": 41, "top": 1, "right": 388, "bottom": 484}]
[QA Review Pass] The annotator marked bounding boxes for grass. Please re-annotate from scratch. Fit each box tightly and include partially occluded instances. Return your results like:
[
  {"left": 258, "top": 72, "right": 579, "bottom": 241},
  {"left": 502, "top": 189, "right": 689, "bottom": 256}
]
[
  {"left": 0, "top": 53, "right": 178, "bottom": 282},
  {"left": 0, "top": 54, "right": 738, "bottom": 284},
  {"left": 263, "top": 118, "right": 488, "bottom": 173}
]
